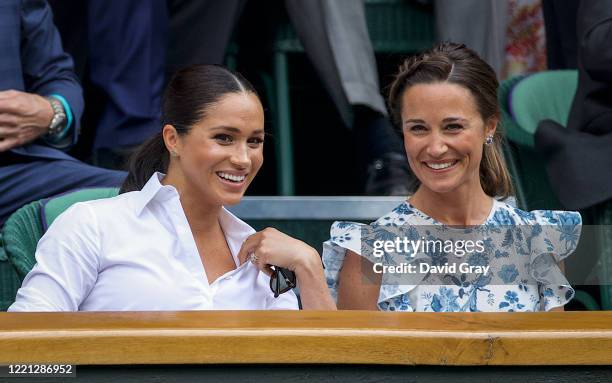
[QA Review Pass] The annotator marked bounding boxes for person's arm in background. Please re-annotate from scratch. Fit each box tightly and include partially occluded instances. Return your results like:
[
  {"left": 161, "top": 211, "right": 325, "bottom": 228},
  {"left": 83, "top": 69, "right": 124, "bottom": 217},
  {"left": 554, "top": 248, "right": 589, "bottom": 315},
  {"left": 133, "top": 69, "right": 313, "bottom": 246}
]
[{"left": 0, "top": 0, "right": 83, "bottom": 152}]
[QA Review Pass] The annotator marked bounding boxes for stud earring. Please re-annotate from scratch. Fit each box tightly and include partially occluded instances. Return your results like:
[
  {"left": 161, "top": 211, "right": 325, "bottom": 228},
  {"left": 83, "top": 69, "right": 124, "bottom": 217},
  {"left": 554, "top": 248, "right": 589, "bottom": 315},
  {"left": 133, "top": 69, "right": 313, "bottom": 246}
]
[
  {"left": 170, "top": 150, "right": 178, "bottom": 157},
  {"left": 485, "top": 135, "right": 494, "bottom": 145}
]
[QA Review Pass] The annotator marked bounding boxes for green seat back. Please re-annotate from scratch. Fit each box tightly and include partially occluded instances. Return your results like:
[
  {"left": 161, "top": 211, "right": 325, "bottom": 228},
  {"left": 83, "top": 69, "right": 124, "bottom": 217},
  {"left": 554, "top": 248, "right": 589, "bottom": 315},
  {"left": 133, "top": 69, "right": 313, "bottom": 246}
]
[
  {"left": 3, "top": 201, "right": 45, "bottom": 280},
  {"left": 42, "top": 188, "right": 119, "bottom": 231},
  {"left": 0, "top": 232, "right": 22, "bottom": 311},
  {"left": 508, "top": 70, "right": 578, "bottom": 148},
  {"left": 499, "top": 75, "right": 530, "bottom": 149},
  {"left": 499, "top": 71, "right": 578, "bottom": 211},
  {"left": 0, "top": 258, "right": 20, "bottom": 311},
  {"left": 1, "top": 200, "right": 44, "bottom": 310}
]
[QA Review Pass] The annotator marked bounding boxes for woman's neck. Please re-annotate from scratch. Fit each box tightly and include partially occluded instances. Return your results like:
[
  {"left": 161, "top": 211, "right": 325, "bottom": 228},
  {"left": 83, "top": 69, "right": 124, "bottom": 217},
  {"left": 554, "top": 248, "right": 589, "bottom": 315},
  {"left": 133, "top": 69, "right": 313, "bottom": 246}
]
[
  {"left": 409, "top": 184, "right": 493, "bottom": 226},
  {"left": 179, "top": 192, "right": 222, "bottom": 235},
  {"left": 162, "top": 172, "right": 222, "bottom": 235}
]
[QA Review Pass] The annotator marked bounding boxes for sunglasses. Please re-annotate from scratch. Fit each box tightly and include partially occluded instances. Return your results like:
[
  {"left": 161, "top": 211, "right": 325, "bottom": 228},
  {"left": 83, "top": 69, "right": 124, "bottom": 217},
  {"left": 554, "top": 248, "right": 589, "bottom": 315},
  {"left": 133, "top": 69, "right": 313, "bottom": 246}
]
[{"left": 270, "top": 266, "right": 296, "bottom": 298}]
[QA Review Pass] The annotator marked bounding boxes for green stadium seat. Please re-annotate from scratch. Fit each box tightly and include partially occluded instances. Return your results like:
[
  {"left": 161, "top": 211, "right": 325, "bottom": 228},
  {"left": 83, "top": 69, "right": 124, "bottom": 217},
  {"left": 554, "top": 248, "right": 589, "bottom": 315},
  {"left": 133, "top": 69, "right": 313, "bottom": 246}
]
[
  {"left": 0, "top": 232, "right": 21, "bottom": 311},
  {"left": 3, "top": 201, "right": 45, "bottom": 281},
  {"left": 499, "top": 71, "right": 578, "bottom": 211},
  {"left": 1, "top": 200, "right": 44, "bottom": 311},
  {"left": 499, "top": 70, "right": 611, "bottom": 310},
  {"left": 508, "top": 70, "right": 578, "bottom": 148},
  {"left": 41, "top": 188, "right": 120, "bottom": 231}
]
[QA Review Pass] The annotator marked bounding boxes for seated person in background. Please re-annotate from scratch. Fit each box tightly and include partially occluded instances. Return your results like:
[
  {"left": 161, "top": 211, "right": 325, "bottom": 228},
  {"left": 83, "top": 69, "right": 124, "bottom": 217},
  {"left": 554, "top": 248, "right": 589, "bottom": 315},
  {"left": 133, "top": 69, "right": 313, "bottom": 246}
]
[
  {"left": 9, "top": 65, "right": 335, "bottom": 311},
  {"left": 323, "top": 42, "right": 581, "bottom": 312},
  {"left": 0, "top": 0, "right": 126, "bottom": 227},
  {"left": 536, "top": 0, "right": 612, "bottom": 211}
]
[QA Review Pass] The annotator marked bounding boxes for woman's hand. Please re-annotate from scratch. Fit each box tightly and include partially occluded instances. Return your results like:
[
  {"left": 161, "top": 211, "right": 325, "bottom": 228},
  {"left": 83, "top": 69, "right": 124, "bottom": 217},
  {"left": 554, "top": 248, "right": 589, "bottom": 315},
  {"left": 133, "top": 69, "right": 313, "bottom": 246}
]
[
  {"left": 238, "top": 228, "right": 336, "bottom": 310},
  {"left": 237, "top": 227, "right": 320, "bottom": 275}
]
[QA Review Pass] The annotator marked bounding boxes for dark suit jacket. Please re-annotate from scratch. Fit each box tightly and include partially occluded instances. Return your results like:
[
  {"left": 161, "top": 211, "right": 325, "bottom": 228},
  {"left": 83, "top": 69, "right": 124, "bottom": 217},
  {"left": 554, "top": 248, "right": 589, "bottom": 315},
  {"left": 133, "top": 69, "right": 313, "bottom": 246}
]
[
  {"left": 0, "top": 0, "right": 83, "bottom": 161},
  {"left": 535, "top": 0, "right": 612, "bottom": 210}
]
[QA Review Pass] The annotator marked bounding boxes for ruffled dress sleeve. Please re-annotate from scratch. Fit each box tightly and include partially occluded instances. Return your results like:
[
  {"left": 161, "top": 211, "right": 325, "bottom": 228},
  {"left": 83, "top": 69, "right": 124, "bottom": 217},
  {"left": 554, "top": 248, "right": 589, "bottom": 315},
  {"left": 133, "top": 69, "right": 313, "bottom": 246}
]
[
  {"left": 525, "top": 209, "right": 582, "bottom": 310},
  {"left": 322, "top": 221, "right": 363, "bottom": 302},
  {"left": 322, "top": 219, "right": 421, "bottom": 311}
]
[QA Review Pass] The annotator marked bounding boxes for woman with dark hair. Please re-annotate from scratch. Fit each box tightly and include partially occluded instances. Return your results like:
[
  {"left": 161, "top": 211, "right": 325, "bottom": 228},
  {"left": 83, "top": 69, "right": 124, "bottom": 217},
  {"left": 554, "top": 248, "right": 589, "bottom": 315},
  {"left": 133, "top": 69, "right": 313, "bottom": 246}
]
[
  {"left": 10, "top": 65, "right": 335, "bottom": 311},
  {"left": 323, "top": 43, "right": 581, "bottom": 312}
]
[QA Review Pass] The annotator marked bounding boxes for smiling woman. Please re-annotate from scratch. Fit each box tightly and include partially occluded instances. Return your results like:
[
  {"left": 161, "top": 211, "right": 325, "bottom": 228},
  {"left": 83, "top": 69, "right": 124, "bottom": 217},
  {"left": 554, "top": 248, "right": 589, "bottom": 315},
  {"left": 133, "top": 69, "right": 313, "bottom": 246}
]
[
  {"left": 161, "top": 92, "right": 265, "bottom": 209},
  {"left": 323, "top": 43, "right": 582, "bottom": 313},
  {"left": 400, "top": 82, "right": 498, "bottom": 200},
  {"left": 9, "top": 65, "right": 335, "bottom": 312}
]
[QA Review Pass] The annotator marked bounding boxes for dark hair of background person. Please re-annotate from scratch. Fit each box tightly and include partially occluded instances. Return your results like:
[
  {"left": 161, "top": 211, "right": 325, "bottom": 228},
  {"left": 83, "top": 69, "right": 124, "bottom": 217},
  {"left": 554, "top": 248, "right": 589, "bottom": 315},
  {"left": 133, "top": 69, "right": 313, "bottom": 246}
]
[
  {"left": 388, "top": 42, "right": 513, "bottom": 198},
  {"left": 120, "top": 65, "right": 259, "bottom": 193}
]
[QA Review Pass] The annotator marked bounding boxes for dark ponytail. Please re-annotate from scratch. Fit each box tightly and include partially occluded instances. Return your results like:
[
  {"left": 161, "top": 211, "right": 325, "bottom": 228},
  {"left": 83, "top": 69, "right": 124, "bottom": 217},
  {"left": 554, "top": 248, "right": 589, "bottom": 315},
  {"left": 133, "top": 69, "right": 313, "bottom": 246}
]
[
  {"left": 119, "top": 64, "right": 259, "bottom": 193},
  {"left": 119, "top": 133, "right": 169, "bottom": 193}
]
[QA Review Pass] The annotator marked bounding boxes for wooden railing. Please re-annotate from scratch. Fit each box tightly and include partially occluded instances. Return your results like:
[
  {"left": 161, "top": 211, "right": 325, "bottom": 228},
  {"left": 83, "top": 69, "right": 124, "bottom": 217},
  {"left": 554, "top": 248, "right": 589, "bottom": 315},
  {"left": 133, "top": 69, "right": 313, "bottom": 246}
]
[{"left": 0, "top": 311, "right": 611, "bottom": 365}]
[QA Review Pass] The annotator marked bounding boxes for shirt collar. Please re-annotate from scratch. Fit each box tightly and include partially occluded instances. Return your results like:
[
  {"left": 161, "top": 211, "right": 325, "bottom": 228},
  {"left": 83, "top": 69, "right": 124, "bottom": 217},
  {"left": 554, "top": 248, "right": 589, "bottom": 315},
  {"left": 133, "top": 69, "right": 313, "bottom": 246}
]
[
  {"left": 219, "top": 207, "right": 256, "bottom": 263},
  {"left": 134, "top": 172, "right": 179, "bottom": 215},
  {"left": 134, "top": 172, "right": 256, "bottom": 245}
]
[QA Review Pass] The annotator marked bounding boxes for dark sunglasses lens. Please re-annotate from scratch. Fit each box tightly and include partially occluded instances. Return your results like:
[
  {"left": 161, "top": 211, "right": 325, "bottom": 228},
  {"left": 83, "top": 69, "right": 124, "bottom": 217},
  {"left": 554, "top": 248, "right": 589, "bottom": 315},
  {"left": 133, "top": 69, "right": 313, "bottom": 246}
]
[
  {"left": 269, "top": 267, "right": 296, "bottom": 297},
  {"left": 270, "top": 269, "right": 280, "bottom": 297},
  {"left": 276, "top": 268, "right": 296, "bottom": 293},
  {"left": 279, "top": 267, "right": 296, "bottom": 286}
]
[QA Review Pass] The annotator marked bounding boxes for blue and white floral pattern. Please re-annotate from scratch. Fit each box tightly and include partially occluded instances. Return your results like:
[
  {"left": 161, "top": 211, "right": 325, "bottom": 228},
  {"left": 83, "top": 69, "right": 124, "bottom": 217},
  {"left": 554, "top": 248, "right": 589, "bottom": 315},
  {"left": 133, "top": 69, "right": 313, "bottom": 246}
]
[{"left": 322, "top": 199, "right": 581, "bottom": 312}]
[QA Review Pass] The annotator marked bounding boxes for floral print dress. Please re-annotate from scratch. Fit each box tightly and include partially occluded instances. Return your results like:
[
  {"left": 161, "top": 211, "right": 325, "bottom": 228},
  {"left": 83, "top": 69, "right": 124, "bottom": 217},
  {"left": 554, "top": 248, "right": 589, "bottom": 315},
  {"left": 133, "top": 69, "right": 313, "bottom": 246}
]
[{"left": 322, "top": 199, "right": 581, "bottom": 312}]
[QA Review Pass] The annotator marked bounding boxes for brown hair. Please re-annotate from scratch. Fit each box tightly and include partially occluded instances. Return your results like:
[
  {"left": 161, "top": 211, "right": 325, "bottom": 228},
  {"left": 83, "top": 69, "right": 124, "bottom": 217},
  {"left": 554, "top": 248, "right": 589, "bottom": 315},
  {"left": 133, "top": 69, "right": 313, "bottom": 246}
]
[
  {"left": 388, "top": 42, "right": 513, "bottom": 198},
  {"left": 120, "top": 65, "right": 259, "bottom": 193}
]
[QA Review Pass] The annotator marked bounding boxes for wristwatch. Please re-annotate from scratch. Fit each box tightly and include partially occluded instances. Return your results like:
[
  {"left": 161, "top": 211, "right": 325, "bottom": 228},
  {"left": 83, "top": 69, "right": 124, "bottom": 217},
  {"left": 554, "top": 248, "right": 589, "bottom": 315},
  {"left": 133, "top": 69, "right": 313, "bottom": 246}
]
[{"left": 44, "top": 96, "right": 67, "bottom": 139}]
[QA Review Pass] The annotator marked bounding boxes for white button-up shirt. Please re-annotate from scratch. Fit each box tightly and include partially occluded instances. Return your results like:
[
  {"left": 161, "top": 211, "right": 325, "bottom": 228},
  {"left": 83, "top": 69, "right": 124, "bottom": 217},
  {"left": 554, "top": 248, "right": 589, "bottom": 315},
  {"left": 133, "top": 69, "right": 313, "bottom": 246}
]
[{"left": 9, "top": 173, "right": 298, "bottom": 311}]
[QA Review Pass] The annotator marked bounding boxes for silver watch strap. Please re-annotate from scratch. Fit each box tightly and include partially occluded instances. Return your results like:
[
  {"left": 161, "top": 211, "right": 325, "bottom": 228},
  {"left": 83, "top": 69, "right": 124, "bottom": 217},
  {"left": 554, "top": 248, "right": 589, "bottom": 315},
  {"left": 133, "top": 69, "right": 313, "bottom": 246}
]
[{"left": 45, "top": 96, "right": 67, "bottom": 137}]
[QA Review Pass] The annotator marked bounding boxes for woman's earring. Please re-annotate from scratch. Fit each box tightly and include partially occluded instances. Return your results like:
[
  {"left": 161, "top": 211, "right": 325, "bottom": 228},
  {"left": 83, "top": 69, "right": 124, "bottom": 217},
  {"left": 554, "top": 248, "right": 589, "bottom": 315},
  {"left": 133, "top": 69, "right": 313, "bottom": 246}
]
[
  {"left": 170, "top": 150, "right": 179, "bottom": 157},
  {"left": 485, "top": 135, "right": 494, "bottom": 146}
]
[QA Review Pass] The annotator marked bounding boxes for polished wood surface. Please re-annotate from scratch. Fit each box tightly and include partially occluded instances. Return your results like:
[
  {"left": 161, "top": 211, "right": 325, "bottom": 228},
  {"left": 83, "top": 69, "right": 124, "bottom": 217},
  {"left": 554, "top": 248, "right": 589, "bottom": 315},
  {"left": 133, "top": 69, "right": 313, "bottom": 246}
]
[{"left": 0, "top": 311, "right": 610, "bottom": 365}]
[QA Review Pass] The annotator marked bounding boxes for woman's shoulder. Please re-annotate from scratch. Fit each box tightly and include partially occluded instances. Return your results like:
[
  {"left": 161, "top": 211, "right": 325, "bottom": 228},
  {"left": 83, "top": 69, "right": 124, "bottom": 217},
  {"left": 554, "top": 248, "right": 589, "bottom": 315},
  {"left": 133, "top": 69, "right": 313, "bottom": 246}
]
[
  {"left": 372, "top": 201, "right": 432, "bottom": 226},
  {"left": 489, "top": 200, "right": 582, "bottom": 227},
  {"left": 53, "top": 191, "right": 141, "bottom": 227},
  {"left": 488, "top": 200, "right": 582, "bottom": 263},
  {"left": 43, "top": 190, "right": 155, "bottom": 253},
  {"left": 328, "top": 202, "right": 425, "bottom": 254}
]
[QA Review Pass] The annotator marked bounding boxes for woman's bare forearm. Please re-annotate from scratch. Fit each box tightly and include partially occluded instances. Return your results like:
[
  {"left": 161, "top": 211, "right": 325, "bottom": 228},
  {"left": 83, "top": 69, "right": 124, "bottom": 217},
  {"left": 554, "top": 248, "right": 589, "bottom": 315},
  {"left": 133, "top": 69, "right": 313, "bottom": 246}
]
[
  {"left": 294, "top": 251, "right": 337, "bottom": 310},
  {"left": 337, "top": 250, "right": 381, "bottom": 310}
]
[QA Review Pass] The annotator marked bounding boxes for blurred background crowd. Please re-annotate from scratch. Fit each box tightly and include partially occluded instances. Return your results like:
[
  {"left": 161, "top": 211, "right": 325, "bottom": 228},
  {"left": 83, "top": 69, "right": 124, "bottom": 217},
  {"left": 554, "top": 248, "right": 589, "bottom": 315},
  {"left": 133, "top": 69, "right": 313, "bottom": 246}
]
[{"left": 1, "top": 0, "right": 607, "bottom": 216}]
